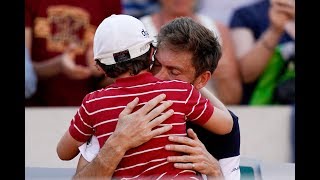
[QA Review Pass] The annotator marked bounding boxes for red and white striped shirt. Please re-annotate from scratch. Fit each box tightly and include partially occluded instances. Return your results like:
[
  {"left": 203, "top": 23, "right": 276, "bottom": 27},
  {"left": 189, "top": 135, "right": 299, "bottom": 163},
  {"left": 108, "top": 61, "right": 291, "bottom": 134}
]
[{"left": 69, "top": 72, "right": 214, "bottom": 179}]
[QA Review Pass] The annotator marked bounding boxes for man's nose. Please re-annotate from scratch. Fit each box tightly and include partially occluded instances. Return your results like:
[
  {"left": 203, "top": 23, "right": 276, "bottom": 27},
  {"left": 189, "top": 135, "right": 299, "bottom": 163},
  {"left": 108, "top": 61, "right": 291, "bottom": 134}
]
[{"left": 154, "top": 68, "right": 169, "bottom": 80}]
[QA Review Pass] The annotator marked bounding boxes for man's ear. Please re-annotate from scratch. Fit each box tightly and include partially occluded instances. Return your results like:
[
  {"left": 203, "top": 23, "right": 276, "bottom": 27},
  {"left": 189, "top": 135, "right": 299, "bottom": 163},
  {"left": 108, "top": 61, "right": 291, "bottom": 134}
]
[{"left": 193, "top": 71, "right": 212, "bottom": 90}]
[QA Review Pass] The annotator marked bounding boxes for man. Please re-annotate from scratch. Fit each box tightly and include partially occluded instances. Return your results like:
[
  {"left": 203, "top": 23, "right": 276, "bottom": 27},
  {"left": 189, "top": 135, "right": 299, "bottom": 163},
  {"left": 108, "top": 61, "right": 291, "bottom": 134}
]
[{"left": 72, "top": 17, "right": 240, "bottom": 179}]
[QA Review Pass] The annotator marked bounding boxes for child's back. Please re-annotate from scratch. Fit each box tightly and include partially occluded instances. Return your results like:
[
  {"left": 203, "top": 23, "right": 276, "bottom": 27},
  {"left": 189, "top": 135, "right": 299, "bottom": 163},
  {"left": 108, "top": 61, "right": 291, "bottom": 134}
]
[{"left": 71, "top": 72, "right": 212, "bottom": 179}]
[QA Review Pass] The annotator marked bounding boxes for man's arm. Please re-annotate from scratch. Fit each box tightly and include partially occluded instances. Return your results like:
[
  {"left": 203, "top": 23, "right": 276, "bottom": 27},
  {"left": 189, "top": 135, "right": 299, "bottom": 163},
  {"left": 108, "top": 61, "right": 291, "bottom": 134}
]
[
  {"left": 73, "top": 94, "right": 174, "bottom": 179},
  {"left": 73, "top": 133, "right": 128, "bottom": 179}
]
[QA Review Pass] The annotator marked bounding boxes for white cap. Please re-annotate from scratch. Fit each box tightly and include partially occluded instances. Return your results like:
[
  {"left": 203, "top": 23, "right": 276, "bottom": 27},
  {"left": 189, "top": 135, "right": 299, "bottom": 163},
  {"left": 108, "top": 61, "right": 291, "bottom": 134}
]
[{"left": 93, "top": 14, "right": 153, "bottom": 65}]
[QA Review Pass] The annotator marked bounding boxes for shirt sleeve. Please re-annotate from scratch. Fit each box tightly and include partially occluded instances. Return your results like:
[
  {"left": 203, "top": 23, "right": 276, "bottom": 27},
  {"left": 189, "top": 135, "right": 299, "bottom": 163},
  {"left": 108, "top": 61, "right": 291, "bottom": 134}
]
[
  {"left": 185, "top": 85, "right": 214, "bottom": 126},
  {"left": 69, "top": 94, "right": 94, "bottom": 142},
  {"left": 219, "top": 155, "right": 241, "bottom": 180},
  {"left": 78, "top": 135, "right": 100, "bottom": 162}
]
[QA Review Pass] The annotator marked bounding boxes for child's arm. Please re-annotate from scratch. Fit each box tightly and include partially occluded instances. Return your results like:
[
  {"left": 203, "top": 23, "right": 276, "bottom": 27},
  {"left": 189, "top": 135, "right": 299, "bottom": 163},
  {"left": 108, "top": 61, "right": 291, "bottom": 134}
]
[
  {"left": 57, "top": 130, "right": 85, "bottom": 160},
  {"left": 196, "top": 87, "right": 233, "bottom": 135},
  {"left": 201, "top": 107, "right": 233, "bottom": 135},
  {"left": 57, "top": 94, "right": 93, "bottom": 161}
]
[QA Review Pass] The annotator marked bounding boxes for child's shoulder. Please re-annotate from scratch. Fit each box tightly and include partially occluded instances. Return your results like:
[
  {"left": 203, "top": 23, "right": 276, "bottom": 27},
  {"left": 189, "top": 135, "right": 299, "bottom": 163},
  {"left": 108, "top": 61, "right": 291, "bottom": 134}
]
[
  {"left": 172, "top": 79, "right": 195, "bottom": 90},
  {"left": 157, "top": 79, "right": 195, "bottom": 93},
  {"left": 84, "top": 87, "right": 109, "bottom": 101},
  {"left": 161, "top": 79, "right": 192, "bottom": 86}
]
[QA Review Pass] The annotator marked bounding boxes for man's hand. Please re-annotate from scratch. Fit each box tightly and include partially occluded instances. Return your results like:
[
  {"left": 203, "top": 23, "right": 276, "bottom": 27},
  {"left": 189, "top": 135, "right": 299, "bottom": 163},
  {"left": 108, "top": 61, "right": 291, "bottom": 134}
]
[
  {"left": 111, "top": 94, "right": 174, "bottom": 151},
  {"left": 165, "top": 128, "right": 224, "bottom": 179}
]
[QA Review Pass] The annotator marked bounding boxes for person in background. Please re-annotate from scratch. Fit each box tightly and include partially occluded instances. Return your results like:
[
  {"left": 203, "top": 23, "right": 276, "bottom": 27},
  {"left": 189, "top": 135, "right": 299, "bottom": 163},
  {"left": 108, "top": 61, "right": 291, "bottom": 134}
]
[
  {"left": 57, "top": 15, "right": 233, "bottom": 179},
  {"left": 140, "top": 0, "right": 242, "bottom": 105},
  {"left": 25, "top": 0, "right": 122, "bottom": 106},
  {"left": 121, "top": 0, "right": 160, "bottom": 19},
  {"left": 25, "top": 46, "right": 37, "bottom": 99},
  {"left": 198, "top": 0, "right": 259, "bottom": 26},
  {"left": 230, "top": 0, "right": 295, "bottom": 105}
]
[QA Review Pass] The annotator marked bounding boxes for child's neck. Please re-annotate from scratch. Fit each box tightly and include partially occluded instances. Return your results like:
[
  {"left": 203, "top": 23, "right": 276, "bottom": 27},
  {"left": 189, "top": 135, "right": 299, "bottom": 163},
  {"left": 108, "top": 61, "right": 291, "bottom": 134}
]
[{"left": 116, "top": 70, "right": 149, "bottom": 79}]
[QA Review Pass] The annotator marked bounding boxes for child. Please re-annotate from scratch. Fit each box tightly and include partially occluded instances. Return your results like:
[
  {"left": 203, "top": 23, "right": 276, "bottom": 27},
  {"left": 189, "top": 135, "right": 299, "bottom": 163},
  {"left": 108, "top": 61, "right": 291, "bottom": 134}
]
[{"left": 57, "top": 14, "right": 233, "bottom": 179}]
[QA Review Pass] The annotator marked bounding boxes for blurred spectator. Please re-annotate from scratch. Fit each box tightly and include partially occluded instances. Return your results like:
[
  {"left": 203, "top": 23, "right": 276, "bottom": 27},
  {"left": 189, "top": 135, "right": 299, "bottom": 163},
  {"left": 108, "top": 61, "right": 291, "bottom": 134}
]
[
  {"left": 25, "top": 0, "right": 122, "bottom": 106},
  {"left": 122, "top": 0, "right": 160, "bottom": 19},
  {"left": 230, "top": 0, "right": 295, "bottom": 105},
  {"left": 25, "top": 47, "right": 37, "bottom": 99},
  {"left": 140, "top": 0, "right": 242, "bottom": 105},
  {"left": 198, "top": 0, "right": 259, "bottom": 26}
]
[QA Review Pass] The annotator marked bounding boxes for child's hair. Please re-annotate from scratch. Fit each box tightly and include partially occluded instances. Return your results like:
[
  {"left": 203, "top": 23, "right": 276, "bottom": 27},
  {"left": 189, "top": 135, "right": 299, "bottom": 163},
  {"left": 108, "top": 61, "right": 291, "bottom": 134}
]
[{"left": 95, "top": 48, "right": 152, "bottom": 78}]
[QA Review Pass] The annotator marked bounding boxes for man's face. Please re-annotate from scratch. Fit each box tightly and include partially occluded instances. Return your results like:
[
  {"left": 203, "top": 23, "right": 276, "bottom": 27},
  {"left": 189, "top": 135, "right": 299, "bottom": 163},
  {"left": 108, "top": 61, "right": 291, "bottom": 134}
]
[{"left": 151, "top": 46, "right": 197, "bottom": 84}]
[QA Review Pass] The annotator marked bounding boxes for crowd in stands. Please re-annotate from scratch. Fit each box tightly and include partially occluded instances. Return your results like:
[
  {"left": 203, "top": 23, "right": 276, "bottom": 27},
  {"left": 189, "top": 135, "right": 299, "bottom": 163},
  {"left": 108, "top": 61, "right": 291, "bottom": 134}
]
[{"left": 25, "top": 0, "right": 295, "bottom": 107}]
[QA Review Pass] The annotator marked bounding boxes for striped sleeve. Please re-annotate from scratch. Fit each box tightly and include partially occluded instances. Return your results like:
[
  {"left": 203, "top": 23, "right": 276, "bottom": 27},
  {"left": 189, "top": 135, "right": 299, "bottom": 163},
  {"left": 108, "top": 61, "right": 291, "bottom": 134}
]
[
  {"left": 69, "top": 94, "right": 94, "bottom": 142},
  {"left": 185, "top": 85, "right": 214, "bottom": 126}
]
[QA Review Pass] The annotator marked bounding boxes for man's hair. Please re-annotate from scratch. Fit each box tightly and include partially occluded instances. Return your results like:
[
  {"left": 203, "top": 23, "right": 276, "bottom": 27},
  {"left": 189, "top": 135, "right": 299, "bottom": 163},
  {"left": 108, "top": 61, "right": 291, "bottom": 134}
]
[
  {"left": 157, "top": 17, "right": 222, "bottom": 78},
  {"left": 96, "top": 48, "right": 152, "bottom": 78}
]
